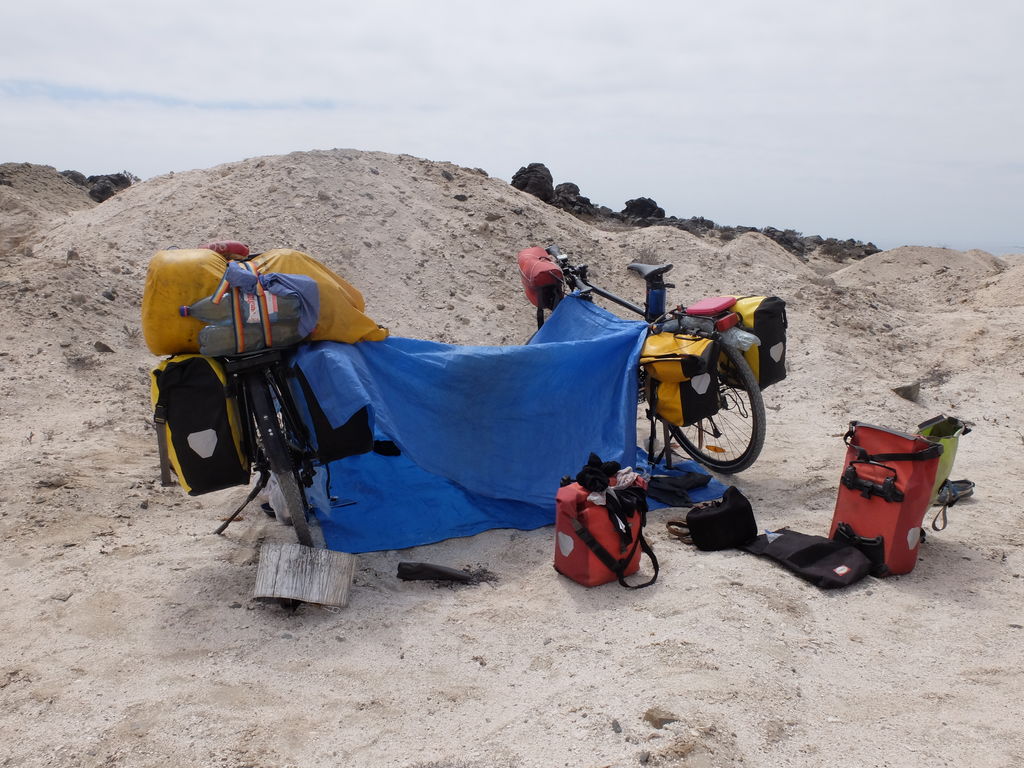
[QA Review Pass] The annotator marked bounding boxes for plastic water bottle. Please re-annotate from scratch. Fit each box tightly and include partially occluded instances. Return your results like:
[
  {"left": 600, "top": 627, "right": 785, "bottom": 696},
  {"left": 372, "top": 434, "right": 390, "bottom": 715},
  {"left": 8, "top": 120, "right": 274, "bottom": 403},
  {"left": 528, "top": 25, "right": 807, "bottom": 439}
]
[
  {"left": 180, "top": 292, "right": 305, "bottom": 355},
  {"left": 180, "top": 293, "right": 301, "bottom": 324},
  {"left": 197, "top": 319, "right": 305, "bottom": 356}
]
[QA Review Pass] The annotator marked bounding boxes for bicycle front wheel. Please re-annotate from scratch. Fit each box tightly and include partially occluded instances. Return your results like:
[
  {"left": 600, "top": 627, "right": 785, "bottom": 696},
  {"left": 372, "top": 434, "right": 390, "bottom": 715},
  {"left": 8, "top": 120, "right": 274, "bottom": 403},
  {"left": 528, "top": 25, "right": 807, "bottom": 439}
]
[
  {"left": 245, "top": 372, "right": 314, "bottom": 547},
  {"left": 666, "top": 342, "right": 766, "bottom": 474}
]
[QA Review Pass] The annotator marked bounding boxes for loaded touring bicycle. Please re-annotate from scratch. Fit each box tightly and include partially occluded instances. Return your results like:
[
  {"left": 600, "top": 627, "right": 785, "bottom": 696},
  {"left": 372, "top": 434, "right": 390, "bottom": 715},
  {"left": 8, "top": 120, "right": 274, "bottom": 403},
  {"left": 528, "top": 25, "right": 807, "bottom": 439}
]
[{"left": 517, "top": 244, "right": 788, "bottom": 474}]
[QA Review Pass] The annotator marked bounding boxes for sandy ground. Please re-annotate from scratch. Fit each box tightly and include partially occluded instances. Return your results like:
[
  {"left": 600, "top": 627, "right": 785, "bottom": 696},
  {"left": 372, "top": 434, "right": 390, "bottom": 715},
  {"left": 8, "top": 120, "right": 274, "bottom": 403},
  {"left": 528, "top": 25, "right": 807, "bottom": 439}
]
[{"left": 0, "top": 152, "right": 1022, "bottom": 768}]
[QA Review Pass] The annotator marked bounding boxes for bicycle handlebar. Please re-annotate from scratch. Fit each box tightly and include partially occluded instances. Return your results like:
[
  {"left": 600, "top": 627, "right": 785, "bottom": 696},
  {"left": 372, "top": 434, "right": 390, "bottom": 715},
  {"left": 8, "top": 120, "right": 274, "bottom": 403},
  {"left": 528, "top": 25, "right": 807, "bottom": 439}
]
[{"left": 546, "top": 244, "right": 647, "bottom": 318}]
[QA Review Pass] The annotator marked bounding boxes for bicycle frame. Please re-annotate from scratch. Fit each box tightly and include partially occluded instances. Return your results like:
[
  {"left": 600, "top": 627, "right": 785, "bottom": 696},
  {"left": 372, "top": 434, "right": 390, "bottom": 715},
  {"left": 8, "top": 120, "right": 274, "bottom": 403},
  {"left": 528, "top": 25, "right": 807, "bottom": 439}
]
[
  {"left": 532, "top": 244, "right": 767, "bottom": 474},
  {"left": 223, "top": 351, "right": 311, "bottom": 473},
  {"left": 220, "top": 349, "right": 321, "bottom": 538},
  {"left": 546, "top": 246, "right": 649, "bottom": 320}
]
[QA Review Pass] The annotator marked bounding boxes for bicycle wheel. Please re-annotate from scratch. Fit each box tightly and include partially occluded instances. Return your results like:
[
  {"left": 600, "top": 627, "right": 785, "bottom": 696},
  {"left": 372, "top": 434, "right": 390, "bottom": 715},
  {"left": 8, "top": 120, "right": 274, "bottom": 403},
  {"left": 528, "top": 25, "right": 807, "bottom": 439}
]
[
  {"left": 245, "top": 372, "right": 314, "bottom": 547},
  {"left": 666, "top": 342, "right": 766, "bottom": 474}
]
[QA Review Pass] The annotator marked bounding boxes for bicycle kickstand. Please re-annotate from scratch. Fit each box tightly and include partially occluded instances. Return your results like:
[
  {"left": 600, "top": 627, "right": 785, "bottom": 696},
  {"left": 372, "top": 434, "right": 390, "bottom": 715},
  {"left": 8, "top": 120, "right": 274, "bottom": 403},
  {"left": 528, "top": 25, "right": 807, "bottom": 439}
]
[{"left": 213, "top": 469, "right": 270, "bottom": 535}]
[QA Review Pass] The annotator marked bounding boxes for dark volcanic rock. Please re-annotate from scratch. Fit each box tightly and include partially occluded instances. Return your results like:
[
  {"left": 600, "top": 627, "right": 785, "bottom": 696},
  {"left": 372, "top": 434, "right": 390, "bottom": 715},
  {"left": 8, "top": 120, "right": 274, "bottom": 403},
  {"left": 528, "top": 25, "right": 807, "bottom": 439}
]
[
  {"left": 60, "top": 169, "right": 137, "bottom": 201},
  {"left": 673, "top": 216, "right": 718, "bottom": 235},
  {"left": 86, "top": 172, "right": 135, "bottom": 202},
  {"left": 507, "top": 160, "right": 881, "bottom": 263},
  {"left": 60, "top": 170, "right": 88, "bottom": 187},
  {"left": 816, "top": 237, "right": 881, "bottom": 262},
  {"left": 511, "top": 163, "right": 555, "bottom": 203},
  {"left": 622, "top": 197, "right": 665, "bottom": 220},
  {"left": 551, "top": 182, "right": 600, "bottom": 216},
  {"left": 761, "top": 227, "right": 808, "bottom": 256}
]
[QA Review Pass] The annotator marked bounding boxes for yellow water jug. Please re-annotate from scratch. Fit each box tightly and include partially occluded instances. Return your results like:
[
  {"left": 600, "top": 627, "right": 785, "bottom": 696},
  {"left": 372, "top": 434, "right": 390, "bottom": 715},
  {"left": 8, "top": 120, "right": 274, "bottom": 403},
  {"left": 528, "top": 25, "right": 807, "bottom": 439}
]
[{"left": 141, "top": 248, "right": 388, "bottom": 355}]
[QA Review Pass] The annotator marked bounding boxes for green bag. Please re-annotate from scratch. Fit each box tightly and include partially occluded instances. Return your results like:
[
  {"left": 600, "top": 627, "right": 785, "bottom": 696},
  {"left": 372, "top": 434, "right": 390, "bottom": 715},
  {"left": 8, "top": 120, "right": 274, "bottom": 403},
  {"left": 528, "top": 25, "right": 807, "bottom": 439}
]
[{"left": 917, "top": 415, "right": 971, "bottom": 529}]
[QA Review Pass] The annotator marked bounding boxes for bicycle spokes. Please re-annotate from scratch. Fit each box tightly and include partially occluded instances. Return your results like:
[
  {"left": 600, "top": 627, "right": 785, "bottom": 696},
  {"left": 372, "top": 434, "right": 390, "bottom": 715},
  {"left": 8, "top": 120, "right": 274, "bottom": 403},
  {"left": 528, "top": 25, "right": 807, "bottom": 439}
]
[
  {"left": 691, "top": 418, "right": 727, "bottom": 454},
  {"left": 669, "top": 343, "right": 765, "bottom": 473},
  {"left": 720, "top": 387, "right": 750, "bottom": 419}
]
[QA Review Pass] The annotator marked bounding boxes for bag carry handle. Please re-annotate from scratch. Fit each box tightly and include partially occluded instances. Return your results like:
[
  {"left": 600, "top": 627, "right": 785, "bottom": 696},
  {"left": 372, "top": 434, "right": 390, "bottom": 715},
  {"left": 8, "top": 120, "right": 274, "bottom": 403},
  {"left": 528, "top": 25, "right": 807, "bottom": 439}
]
[
  {"left": 665, "top": 519, "right": 693, "bottom": 545},
  {"left": 844, "top": 423, "right": 944, "bottom": 463},
  {"left": 917, "top": 414, "right": 972, "bottom": 437},
  {"left": 842, "top": 460, "right": 904, "bottom": 502}
]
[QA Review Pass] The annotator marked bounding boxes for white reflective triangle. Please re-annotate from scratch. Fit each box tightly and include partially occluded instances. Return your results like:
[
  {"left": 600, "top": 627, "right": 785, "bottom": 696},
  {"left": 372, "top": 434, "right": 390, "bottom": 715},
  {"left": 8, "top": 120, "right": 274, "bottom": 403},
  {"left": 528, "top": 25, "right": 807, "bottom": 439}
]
[
  {"left": 187, "top": 429, "right": 219, "bottom": 459},
  {"left": 769, "top": 342, "right": 784, "bottom": 362},
  {"left": 557, "top": 531, "right": 575, "bottom": 557},
  {"left": 690, "top": 372, "right": 711, "bottom": 395}
]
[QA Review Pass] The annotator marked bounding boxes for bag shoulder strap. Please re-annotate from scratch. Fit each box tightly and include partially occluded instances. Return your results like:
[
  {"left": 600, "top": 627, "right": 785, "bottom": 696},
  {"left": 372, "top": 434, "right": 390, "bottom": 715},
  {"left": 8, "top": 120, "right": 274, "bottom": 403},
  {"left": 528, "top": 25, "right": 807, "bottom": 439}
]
[
  {"left": 863, "top": 445, "right": 943, "bottom": 462},
  {"left": 569, "top": 516, "right": 659, "bottom": 589}
]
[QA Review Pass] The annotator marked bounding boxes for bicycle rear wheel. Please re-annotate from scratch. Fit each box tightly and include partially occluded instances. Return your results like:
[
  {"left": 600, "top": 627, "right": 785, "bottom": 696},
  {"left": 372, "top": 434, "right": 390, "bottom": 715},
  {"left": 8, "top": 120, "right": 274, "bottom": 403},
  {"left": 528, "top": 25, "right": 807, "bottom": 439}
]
[
  {"left": 245, "top": 372, "right": 314, "bottom": 547},
  {"left": 666, "top": 342, "right": 766, "bottom": 474}
]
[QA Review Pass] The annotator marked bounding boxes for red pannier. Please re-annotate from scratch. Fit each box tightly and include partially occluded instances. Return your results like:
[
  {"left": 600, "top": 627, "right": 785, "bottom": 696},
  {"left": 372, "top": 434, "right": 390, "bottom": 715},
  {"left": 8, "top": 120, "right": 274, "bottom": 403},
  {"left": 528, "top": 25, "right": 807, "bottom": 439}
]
[
  {"left": 828, "top": 422, "right": 943, "bottom": 576},
  {"left": 517, "top": 247, "right": 564, "bottom": 309},
  {"left": 554, "top": 477, "right": 657, "bottom": 588}
]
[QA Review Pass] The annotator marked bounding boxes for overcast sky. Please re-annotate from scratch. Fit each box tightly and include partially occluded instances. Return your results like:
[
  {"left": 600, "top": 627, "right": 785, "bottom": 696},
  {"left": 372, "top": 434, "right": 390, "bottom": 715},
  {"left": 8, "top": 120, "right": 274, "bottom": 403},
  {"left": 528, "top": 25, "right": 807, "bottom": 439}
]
[{"left": 2, "top": 1, "right": 1021, "bottom": 253}]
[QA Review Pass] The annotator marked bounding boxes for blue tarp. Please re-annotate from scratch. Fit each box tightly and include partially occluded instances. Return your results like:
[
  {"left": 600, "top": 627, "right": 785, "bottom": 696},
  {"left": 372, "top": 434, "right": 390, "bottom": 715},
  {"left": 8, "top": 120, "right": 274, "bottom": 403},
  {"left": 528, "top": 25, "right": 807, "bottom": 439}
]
[{"left": 289, "top": 296, "right": 724, "bottom": 553}]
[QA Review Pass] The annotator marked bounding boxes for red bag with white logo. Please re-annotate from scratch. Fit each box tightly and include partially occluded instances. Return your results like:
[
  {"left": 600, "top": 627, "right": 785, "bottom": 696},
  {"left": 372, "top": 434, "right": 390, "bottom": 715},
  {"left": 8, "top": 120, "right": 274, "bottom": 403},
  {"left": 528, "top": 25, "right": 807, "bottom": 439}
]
[
  {"left": 554, "top": 475, "right": 657, "bottom": 588},
  {"left": 828, "top": 422, "right": 943, "bottom": 575}
]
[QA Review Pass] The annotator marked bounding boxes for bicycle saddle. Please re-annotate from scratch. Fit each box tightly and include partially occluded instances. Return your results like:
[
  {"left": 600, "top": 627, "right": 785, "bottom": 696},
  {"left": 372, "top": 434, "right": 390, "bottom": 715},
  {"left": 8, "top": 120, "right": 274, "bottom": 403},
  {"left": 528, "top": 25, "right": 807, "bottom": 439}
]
[{"left": 627, "top": 263, "right": 673, "bottom": 280}]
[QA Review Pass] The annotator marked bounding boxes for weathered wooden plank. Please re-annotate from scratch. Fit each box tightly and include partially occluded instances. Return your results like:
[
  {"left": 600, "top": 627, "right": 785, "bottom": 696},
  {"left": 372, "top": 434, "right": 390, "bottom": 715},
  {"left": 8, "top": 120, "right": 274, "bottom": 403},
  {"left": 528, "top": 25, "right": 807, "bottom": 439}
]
[{"left": 253, "top": 543, "right": 356, "bottom": 607}]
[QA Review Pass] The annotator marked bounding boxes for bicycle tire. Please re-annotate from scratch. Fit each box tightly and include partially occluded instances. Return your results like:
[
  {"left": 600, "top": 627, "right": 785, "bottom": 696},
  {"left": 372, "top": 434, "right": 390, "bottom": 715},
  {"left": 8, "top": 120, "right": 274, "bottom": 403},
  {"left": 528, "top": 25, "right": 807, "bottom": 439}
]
[
  {"left": 245, "top": 372, "right": 314, "bottom": 546},
  {"left": 665, "top": 342, "right": 766, "bottom": 474}
]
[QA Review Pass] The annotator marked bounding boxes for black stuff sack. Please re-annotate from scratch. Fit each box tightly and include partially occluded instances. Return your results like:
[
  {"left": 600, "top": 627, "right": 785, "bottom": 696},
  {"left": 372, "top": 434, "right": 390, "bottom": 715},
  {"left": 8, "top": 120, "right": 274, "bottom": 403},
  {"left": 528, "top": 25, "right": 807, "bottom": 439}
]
[
  {"left": 151, "top": 354, "right": 250, "bottom": 496},
  {"left": 741, "top": 529, "right": 872, "bottom": 589},
  {"left": 290, "top": 366, "right": 374, "bottom": 464},
  {"left": 647, "top": 471, "right": 713, "bottom": 507},
  {"left": 665, "top": 486, "right": 757, "bottom": 551}
]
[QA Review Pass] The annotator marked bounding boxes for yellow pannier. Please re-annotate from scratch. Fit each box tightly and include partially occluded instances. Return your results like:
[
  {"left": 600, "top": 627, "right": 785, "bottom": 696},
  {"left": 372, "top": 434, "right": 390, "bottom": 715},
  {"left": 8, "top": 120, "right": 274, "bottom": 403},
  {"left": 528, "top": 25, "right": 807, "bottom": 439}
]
[{"left": 639, "top": 333, "right": 720, "bottom": 427}]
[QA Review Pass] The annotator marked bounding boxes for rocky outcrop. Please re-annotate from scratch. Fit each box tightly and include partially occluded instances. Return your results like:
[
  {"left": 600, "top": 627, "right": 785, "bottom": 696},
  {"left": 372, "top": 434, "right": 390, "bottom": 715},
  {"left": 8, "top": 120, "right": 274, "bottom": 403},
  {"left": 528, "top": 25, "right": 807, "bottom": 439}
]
[
  {"left": 510, "top": 161, "right": 880, "bottom": 263},
  {"left": 60, "top": 170, "right": 138, "bottom": 202},
  {"left": 622, "top": 197, "right": 664, "bottom": 220},
  {"left": 551, "top": 183, "right": 600, "bottom": 217},
  {"left": 510, "top": 163, "right": 554, "bottom": 203},
  {"left": 815, "top": 236, "right": 882, "bottom": 262}
]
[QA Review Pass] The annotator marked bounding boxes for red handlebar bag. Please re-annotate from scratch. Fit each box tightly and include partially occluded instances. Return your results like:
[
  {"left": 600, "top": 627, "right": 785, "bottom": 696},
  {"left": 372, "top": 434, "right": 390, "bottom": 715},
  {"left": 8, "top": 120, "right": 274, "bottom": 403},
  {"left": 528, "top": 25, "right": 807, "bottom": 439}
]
[
  {"left": 517, "top": 247, "right": 564, "bottom": 309},
  {"left": 828, "top": 422, "right": 943, "bottom": 575}
]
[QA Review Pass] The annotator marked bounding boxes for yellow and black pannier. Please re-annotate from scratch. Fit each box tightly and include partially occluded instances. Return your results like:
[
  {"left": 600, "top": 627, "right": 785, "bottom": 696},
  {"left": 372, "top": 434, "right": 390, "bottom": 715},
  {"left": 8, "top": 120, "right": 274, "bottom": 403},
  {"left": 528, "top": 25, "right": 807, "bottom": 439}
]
[
  {"left": 150, "top": 354, "right": 250, "bottom": 495},
  {"left": 640, "top": 333, "right": 719, "bottom": 427},
  {"left": 729, "top": 296, "right": 787, "bottom": 389}
]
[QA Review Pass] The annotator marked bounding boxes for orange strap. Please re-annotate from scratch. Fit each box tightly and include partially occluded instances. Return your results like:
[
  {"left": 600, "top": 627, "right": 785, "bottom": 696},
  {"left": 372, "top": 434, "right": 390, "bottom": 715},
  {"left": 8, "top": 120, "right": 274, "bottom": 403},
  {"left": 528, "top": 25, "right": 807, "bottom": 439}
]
[
  {"left": 231, "top": 287, "right": 247, "bottom": 353},
  {"left": 214, "top": 261, "right": 274, "bottom": 353},
  {"left": 211, "top": 273, "right": 232, "bottom": 305},
  {"left": 237, "top": 262, "right": 273, "bottom": 349}
]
